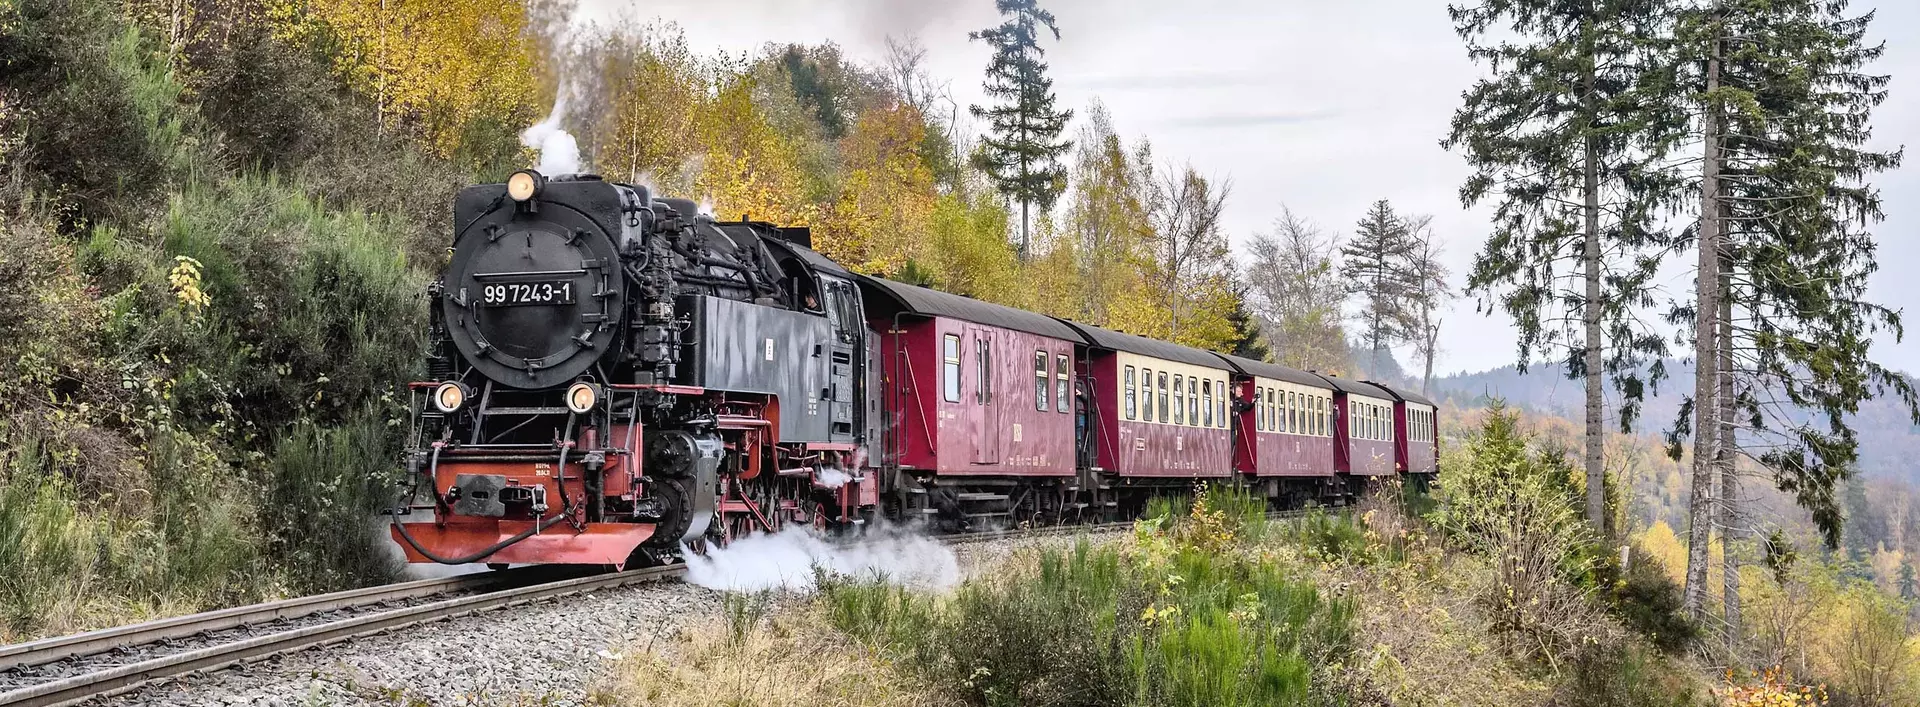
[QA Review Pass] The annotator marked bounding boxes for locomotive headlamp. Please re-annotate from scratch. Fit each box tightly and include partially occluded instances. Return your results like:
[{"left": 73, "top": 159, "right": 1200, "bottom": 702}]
[
  {"left": 565, "top": 382, "right": 600, "bottom": 414},
  {"left": 433, "top": 382, "right": 469, "bottom": 413},
  {"left": 506, "top": 169, "right": 543, "bottom": 202}
]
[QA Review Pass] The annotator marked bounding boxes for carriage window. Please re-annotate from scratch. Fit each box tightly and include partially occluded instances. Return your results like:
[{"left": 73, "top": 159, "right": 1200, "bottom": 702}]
[
  {"left": 1034, "top": 351, "right": 1049, "bottom": 411},
  {"left": 1254, "top": 387, "right": 1264, "bottom": 431},
  {"left": 1218, "top": 380, "right": 1227, "bottom": 427},
  {"left": 942, "top": 335, "right": 960, "bottom": 402},
  {"left": 1287, "top": 391, "right": 1297, "bottom": 434},
  {"left": 1189, "top": 382, "right": 1200, "bottom": 427},
  {"left": 1202, "top": 381, "right": 1213, "bottom": 428},
  {"left": 1172, "top": 376, "right": 1184, "bottom": 425},
  {"left": 1320, "top": 397, "right": 1328, "bottom": 437},
  {"left": 1142, "top": 369, "right": 1155, "bottom": 422},
  {"left": 1055, "top": 355, "right": 1070, "bottom": 413},
  {"left": 1268, "top": 390, "right": 1277, "bottom": 434},
  {"left": 976, "top": 340, "right": 992, "bottom": 404},
  {"left": 1124, "top": 366, "right": 1137, "bottom": 420},
  {"left": 1157, "top": 372, "right": 1169, "bottom": 422}
]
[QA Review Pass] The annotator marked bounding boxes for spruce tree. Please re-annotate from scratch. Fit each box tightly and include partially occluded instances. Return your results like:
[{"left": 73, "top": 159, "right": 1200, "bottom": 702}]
[
  {"left": 1339, "top": 200, "right": 1419, "bottom": 378},
  {"left": 969, "top": 0, "right": 1073, "bottom": 260},
  {"left": 1443, "top": 0, "right": 1689, "bottom": 536},
  {"left": 1678, "top": 0, "right": 1918, "bottom": 620},
  {"left": 1224, "top": 284, "right": 1271, "bottom": 362}
]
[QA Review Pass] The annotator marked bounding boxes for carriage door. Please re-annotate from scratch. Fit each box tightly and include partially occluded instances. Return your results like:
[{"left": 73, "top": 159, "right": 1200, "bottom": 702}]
[
  {"left": 968, "top": 326, "right": 1002, "bottom": 465},
  {"left": 822, "top": 277, "right": 861, "bottom": 445}
]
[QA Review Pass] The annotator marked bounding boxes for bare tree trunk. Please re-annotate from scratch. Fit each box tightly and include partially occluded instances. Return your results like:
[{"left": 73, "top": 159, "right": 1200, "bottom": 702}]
[
  {"left": 1583, "top": 134, "right": 1606, "bottom": 536},
  {"left": 1685, "top": 13, "right": 1723, "bottom": 620},
  {"left": 1719, "top": 257, "right": 1740, "bottom": 655},
  {"left": 1580, "top": 9, "right": 1607, "bottom": 536},
  {"left": 1021, "top": 200, "right": 1031, "bottom": 262},
  {"left": 1422, "top": 318, "right": 1439, "bottom": 396}
]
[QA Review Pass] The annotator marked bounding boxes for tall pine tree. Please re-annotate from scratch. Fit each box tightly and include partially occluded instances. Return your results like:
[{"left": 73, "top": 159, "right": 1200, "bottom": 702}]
[
  {"left": 1340, "top": 200, "right": 1420, "bottom": 378},
  {"left": 969, "top": 0, "right": 1073, "bottom": 260},
  {"left": 1444, "top": 0, "right": 1689, "bottom": 535},
  {"left": 1678, "top": 0, "right": 1918, "bottom": 623}
]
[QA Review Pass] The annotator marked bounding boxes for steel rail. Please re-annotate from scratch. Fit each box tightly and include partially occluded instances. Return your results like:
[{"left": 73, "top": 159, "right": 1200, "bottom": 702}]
[
  {"left": 0, "top": 565, "right": 683, "bottom": 707},
  {"left": 0, "top": 568, "right": 573, "bottom": 673}
]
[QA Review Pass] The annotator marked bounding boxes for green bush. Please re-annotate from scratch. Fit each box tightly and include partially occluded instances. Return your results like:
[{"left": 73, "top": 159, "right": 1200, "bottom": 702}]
[
  {"left": 1285, "top": 508, "right": 1373, "bottom": 564},
  {"left": 825, "top": 530, "right": 1352, "bottom": 707},
  {"left": 0, "top": 0, "right": 193, "bottom": 227},
  {"left": 262, "top": 412, "right": 406, "bottom": 593}
]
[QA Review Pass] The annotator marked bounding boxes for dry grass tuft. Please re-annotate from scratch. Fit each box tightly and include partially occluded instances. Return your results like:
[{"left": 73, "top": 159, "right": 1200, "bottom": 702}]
[{"left": 592, "top": 604, "right": 944, "bottom": 707}]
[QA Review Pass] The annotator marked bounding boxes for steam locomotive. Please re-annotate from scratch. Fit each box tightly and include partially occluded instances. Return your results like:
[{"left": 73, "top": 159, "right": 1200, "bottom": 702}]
[{"left": 388, "top": 171, "right": 1440, "bottom": 569}]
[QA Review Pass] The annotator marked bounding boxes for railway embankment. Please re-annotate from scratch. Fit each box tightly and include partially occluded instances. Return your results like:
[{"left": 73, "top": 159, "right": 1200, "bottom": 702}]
[{"left": 595, "top": 407, "right": 1716, "bottom": 707}]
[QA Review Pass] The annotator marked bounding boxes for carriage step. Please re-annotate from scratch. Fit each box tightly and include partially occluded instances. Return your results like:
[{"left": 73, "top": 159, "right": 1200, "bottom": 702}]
[
  {"left": 965, "top": 511, "right": 1011, "bottom": 519},
  {"left": 1067, "top": 502, "right": 1090, "bottom": 510},
  {"left": 956, "top": 493, "right": 1009, "bottom": 503}
]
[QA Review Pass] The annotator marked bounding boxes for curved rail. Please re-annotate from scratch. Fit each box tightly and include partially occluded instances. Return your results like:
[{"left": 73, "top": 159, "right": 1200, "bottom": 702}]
[{"left": 0, "top": 565, "right": 683, "bottom": 707}]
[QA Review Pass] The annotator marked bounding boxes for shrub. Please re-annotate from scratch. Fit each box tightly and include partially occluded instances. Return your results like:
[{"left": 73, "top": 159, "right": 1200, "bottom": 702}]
[
  {"left": 1428, "top": 402, "right": 1615, "bottom": 666},
  {"left": 825, "top": 496, "right": 1353, "bottom": 707},
  {"left": 261, "top": 412, "right": 405, "bottom": 594},
  {"left": 0, "top": 0, "right": 193, "bottom": 228}
]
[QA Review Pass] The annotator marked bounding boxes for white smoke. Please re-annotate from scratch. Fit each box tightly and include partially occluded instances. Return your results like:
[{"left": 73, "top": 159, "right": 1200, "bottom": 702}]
[
  {"left": 681, "top": 526, "right": 959, "bottom": 592},
  {"left": 814, "top": 467, "right": 853, "bottom": 489},
  {"left": 520, "top": 89, "right": 582, "bottom": 176}
]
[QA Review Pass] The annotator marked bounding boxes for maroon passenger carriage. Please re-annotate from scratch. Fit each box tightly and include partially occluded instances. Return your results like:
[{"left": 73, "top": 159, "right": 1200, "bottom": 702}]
[
  {"left": 1060, "top": 323, "right": 1238, "bottom": 516},
  {"left": 1374, "top": 384, "right": 1439, "bottom": 479},
  {"left": 857, "top": 277, "right": 1084, "bottom": 528},
  {"left": 1320, "top": 376, "right": 1402, "bottom": 490},
  {"left": 1217, "top": 354, "right": 1343, "bottom": 504}
]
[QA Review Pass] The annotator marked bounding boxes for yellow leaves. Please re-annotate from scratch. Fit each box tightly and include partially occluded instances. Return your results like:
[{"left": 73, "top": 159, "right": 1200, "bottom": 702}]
[
  {"left": 279, "top": 0, "right": 540, "bottom": 156},
  {"left": 1719, "top": 666, "right": 1829, "bottom": 706},
  {"left": 815, "top": 105, "right": 937, "bottom": 276},
  {"left": 693, "top": 75, "right": 814, "bottom": 227},
  {"left": 167, "top": 255, "right": 210, "bottom": 312}
]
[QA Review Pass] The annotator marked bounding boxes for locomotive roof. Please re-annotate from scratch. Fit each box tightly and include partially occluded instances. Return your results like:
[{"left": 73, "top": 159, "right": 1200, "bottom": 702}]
[
  {"left": 1057, "top": 322, "right": 1229, "bottom": 370},
  {"left": 1213, "top": 353, "right": 1334, "bottom": 389},
  {"left": 1312, "top": 374, "right": 1397, "bottom": 401},
  {"left": 1366, "top": 382, "right": 1436, "bottom": 407},
  {"left": 857, "top": 276, "right": 1089, "bottom": 342}
]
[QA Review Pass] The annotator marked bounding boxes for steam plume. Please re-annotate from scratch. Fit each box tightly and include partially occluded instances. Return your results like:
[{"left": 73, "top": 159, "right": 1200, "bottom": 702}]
[
  {"left": 521, "top": 89, "right": 582, "bottom": 176},
  {"left": 682, "top": 526, "right": 959, "bottom": 592}
]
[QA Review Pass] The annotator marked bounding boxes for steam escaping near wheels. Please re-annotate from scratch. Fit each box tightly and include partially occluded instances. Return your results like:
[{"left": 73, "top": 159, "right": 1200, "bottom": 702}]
[{"left": 680, "top": 526, "right": 959, "bottom": 592}]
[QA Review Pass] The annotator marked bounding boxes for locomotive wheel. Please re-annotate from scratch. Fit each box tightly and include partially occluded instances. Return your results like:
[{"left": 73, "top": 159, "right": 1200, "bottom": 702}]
[{"left": 640, "top": 476, "right": 697, "bottom": 549}]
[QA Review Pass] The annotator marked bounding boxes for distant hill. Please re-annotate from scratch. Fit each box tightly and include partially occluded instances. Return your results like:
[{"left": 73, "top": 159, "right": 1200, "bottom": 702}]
[{"left": 1428, "top": 359, "right": 1920, "bottom": 485}]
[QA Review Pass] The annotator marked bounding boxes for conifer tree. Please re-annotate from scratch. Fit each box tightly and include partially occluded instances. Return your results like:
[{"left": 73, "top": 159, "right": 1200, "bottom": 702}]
[
  {"left": 1339, "top": 200, "right": 1419, "bottom": 378},
  {"left": 968, "top": 0, "right": 1072, "bottom": 260},
  {"left": 1224, "top": 284, "right": 1270, "bottom": 362},
  {"left": 1678, "top": 0, "right": 1918, "bottom": 621},
  {"left": 1444, "top": 0, "right": 1688, "bottom": 536}
]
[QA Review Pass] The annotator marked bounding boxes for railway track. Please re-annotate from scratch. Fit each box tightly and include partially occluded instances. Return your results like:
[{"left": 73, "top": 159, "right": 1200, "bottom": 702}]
[
  {"left": 0, "top": 511, "right": 1318, "bottom": 707},
  {"left": 0, "top": 565, "right": 684, "bottom": 707}
]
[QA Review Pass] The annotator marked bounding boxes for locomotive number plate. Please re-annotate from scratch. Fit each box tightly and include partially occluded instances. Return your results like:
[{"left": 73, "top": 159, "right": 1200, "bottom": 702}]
[{"left": 479, "top": 281, "right": 575, "bottom": 307}]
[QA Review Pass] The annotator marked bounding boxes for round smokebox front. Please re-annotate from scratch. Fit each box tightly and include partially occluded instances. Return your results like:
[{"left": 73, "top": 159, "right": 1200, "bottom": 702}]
[{"left": 444, "top": 205, "right": 624, "bottom": 390}]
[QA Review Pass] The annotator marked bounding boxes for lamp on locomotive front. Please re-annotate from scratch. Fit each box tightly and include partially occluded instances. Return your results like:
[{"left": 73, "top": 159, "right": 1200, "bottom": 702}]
[
  {"left": 506, "top": 169, "right": 543, "bottom": 202},
  {"left": 432, "top": 381, "right": 468, "bottom": 413},
  {"left": 564, "top": 381, "right": 600, "bottom": 414}
]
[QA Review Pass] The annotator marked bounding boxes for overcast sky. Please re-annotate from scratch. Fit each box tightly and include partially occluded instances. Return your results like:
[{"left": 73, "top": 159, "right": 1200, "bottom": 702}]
[{"left": 573, "top": 0, "right": 1919, "bottom": 378}]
